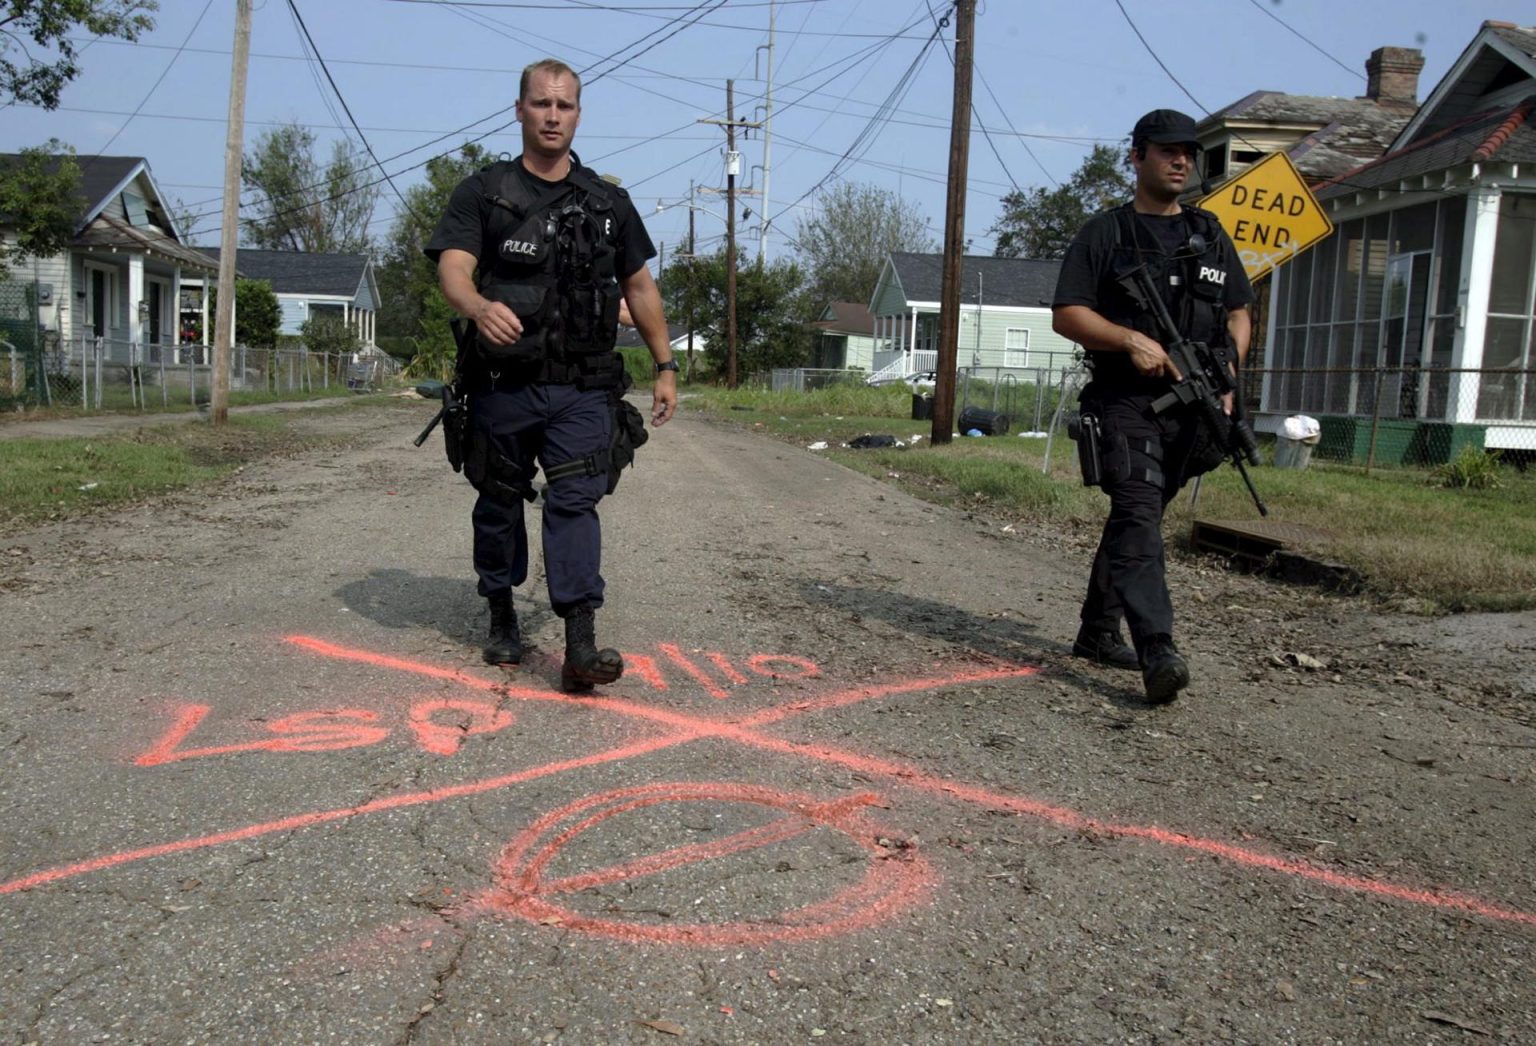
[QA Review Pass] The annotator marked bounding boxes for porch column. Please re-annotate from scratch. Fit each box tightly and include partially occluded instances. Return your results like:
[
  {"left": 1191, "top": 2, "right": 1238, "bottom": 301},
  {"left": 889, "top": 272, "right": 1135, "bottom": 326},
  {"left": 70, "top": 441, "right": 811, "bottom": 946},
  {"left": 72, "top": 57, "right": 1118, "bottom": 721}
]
[
  {"left": 172, "top": 266, "right": 182, "bottom": 345},
  {"left": 1451, "top": 185, "right": 1501, "bottom": 423},
  {"left": 128, "top": 254, "right": 145, "bottom": 353},
  {"left": 201, "top": 282, "right": 210, "bottom": 346},
  {"left": 1260, "top": 265, "right": 1282, "bottom": 413}
]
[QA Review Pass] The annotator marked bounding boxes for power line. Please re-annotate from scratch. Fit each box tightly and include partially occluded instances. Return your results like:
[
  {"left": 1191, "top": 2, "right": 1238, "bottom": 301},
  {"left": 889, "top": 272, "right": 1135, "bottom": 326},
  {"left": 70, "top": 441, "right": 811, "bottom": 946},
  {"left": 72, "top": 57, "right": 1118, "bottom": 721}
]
[
  {"left": 768, "top": 3, "right": 950, "bottom": 228},
  {"left": 285, "top": 0, "right": 419, "bottom": 225},
  {"left": 1112, "top": 0, "right": 1207, "bottom": 115},
  {"left": 89, "top": 0, "right": 216, "bottom": 159},
  {"left": 1243, "top": 0, "right": 1364, "bottom": 82}
]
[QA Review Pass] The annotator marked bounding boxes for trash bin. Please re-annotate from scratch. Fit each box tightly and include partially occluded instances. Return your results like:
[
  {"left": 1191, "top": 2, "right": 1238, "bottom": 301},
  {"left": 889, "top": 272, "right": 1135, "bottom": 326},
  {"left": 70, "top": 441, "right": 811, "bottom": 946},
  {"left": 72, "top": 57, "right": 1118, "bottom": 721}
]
[
  {"left": 957, "top": 406, "right": 1010, "bottom": 436},
  {"left": 911, "top": 392, "right": 934, "bottom": 420},
  {"left": 1274, "top": 414, "right": 1321, "bottom": 469}
]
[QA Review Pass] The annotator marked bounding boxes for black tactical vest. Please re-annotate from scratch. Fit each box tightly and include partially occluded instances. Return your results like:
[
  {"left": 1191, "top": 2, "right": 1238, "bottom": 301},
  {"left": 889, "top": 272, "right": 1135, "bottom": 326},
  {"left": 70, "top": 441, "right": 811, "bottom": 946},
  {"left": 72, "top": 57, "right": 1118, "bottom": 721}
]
[
  {"left": 1087, "top": 204, "right": 1232, "bottom": 389},
  {"left": 474, "top": 155, "right": 623, "bottom": 370}
]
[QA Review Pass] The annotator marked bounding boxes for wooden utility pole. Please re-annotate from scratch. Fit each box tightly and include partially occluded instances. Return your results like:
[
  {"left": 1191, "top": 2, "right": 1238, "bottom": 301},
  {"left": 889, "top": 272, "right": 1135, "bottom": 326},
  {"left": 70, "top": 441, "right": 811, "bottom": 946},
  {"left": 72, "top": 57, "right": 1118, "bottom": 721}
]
[
  {"left": 687, "top": 188, "right": 696, "bottom": 373},
  {"left": 211, "top": 0, "right": 252, "bottom": 426},
  {"left": 931, "top": 0, "right": 976, "bottom": 445},
  {"left": 698, "top": 85, "right": 761, "bottom": 390},
  {"left": 726, "top": 79, "right": 739, "bottom": 389}
]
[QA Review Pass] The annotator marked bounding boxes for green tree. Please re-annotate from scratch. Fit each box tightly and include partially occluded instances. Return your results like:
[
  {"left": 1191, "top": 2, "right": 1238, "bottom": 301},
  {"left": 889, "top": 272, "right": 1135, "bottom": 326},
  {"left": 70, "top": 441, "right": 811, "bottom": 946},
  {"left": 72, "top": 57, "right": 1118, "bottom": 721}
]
[
  {"left": 1, "top": 1, "right": 156, "bottom": 110},
  {"left": 793, "top": 181, "right": 934, "bottom": 307},
  {"left": 0, "top": 141, "right": 82, "bottom": 279},
  {"left": 662, "top": 245, "right": 812, "bottom": 380},
  {"left": 299, "top": 314, "right": 360, "bottom": 357},
  {"left": 211, "top": 279, "right": 280, "bottom": 348},
  {"left": 374, "top": 142, "right": 492, "bottom": 379},
  {"left": 0, "top": 3, "right": 157, "bottom": 279},
  {"left": 241, "top": 122, "right": 378, "bottom": 253},
  {"left": 990, "top": 144, "right": 1133, "bottom": 259}
]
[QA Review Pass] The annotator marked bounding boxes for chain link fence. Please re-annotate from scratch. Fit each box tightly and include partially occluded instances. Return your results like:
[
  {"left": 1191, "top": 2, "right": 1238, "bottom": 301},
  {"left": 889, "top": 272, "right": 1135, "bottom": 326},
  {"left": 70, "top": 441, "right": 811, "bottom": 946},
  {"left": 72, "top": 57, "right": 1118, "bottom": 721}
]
[
  {"left": 1261, "top": 365, "right": 1536, "bottom": 470},
  {"left": 4, "top": 332, "right": 391, "bottom": 412},
  {"left": 0, "top": 279, "right": 47, "bottom": 409}
]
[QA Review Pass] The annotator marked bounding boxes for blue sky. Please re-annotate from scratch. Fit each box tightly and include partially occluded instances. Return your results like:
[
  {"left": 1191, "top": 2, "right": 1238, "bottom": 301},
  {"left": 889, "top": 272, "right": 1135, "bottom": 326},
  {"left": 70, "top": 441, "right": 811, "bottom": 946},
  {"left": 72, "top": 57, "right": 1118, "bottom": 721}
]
[{"left": 1, "top": 0, "right": 1525, "bottom": 267}]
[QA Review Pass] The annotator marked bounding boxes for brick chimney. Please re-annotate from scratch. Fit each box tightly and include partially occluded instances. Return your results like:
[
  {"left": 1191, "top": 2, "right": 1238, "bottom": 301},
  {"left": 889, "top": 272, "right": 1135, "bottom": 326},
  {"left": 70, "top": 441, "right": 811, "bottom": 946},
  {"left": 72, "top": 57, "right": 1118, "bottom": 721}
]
[{"left": 1364, "top": 46, "right": 1425, "bottom": 110}]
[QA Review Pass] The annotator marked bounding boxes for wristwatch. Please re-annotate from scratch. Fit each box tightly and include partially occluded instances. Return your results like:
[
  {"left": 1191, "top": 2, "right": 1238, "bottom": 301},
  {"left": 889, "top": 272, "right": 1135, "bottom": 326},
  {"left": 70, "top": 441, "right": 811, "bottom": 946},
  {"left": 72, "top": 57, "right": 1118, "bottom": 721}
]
[{"left": 655, "top": 359, "right": 680, "bottom": 374}]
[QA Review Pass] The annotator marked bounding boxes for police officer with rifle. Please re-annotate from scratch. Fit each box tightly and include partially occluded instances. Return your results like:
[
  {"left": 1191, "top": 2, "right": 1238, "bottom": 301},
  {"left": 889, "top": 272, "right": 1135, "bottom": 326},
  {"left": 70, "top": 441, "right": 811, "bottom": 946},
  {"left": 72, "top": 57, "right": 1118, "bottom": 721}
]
[
  {"left": 1052, "top": 109, "right": 1255, "bottom": 704},
  {"left": 423, "top": 58, "right": 678, "bottom": 691}
]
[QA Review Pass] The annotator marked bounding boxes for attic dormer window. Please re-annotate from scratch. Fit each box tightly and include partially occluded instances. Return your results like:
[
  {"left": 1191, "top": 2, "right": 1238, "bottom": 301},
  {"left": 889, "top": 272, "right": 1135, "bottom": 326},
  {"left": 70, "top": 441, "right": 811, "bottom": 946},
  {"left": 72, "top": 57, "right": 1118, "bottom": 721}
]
[
  {"left": 1205, "top": 144, "right": 1227, "bottom": 180},
  {"left": 124, "top": 191, "right": 148, "bottom": 228}
]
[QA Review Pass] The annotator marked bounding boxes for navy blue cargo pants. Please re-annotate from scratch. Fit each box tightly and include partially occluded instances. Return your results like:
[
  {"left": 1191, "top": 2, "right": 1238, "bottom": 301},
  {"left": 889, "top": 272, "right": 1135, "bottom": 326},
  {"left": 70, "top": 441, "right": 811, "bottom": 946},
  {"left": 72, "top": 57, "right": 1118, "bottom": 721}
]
[{"left": 468, "top": 382, "right": 613, "bottom": 618}]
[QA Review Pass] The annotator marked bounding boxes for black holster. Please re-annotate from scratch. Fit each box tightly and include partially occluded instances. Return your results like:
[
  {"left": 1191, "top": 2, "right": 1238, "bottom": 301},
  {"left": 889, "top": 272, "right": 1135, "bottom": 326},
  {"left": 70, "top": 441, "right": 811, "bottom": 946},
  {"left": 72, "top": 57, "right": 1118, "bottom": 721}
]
[
  {"left": 1067, "top": 409, "right": 1103, "bottom": 488},
  {"left": 442, "top": 384, "right": 468, "bottom": 473}
]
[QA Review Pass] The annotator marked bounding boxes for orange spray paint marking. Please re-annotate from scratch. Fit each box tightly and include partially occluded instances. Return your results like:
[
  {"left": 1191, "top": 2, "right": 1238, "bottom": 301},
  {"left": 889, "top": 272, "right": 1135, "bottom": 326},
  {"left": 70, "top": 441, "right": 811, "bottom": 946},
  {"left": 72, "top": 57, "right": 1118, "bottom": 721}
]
[
  {"left": 486, "top": 782, "right": 936, "bottom": 945},
  {"left": 136, "top": 705, "right": 388, "bottom": 767},
  {"left": 659, "top": 644, "right": 729, "bottom": 699},
  {"left": 7, "top": 635, "right": 1536, "bottom": 935},
  {"left": 3, "top": 733, "right": 693, "bottom": 897},
  {"left": 746, "top": 654, "right": 820, "bottom": 679},
  {"left": 706, "top": 653, "right": 749, "bottom": 685},
  {"left": 623, "top": 654, "right": 668, "bottom": 691},
  {"left": 408, "top": 699, "right": 514, "bottom": 757}
]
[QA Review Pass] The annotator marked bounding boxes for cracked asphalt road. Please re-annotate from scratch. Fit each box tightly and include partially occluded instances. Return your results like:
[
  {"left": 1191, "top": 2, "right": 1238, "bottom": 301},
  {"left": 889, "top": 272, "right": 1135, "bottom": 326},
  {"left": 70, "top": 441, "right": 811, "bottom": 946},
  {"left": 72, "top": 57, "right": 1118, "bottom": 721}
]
[{"left": 1, "top": 398, "right": 1532, "bottom": 1043}]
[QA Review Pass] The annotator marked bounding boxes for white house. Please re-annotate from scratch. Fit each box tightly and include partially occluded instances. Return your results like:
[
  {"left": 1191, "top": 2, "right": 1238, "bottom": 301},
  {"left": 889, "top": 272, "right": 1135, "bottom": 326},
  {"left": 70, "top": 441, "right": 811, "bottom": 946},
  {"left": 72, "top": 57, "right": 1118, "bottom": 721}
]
[
  {"left": 1261, "top": 19, "right": 1536, "bottom": 463},
  {"left": 0, "top": 154, "right": 218, "bottom": 364}
]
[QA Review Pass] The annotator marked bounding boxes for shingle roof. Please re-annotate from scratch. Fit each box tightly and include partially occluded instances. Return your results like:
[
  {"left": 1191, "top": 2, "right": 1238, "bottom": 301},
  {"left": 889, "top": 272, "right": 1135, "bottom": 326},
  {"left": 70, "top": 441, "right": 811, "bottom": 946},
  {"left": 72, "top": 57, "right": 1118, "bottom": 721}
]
[
  {"left": 888, "top": 253, "right": 1060, "bottom": 309},
  {"left": 1201, "top": 91, "right": 1412, "bottom": 179},
  {"left": 811, "top": 302, "right": 874, "bottom": 335},
  {"left": 0, "top": 153, "right": 145, "bottom": 230},
  {"left": 200, "top": 247, "right": 371, "bottom": 297},
  {"left": 74, "top": 156, "right": 147, "bottom": 224},
  {"left": 1316, "top": 95, "right": 1536, "bottom": 201},
  {"left": 1490, "top": 23, "right": 1536, "bottom": 58},
  {"left": 73, "top": 213, "right": 219, "bottom": 272}
]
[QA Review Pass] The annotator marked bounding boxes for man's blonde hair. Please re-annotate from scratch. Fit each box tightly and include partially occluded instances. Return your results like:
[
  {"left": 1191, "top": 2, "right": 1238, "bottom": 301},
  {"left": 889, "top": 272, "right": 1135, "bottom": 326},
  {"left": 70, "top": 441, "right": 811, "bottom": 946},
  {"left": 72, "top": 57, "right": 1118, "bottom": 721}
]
[{"left": 520, "top": 59, "right": 581, "bottom": 104}]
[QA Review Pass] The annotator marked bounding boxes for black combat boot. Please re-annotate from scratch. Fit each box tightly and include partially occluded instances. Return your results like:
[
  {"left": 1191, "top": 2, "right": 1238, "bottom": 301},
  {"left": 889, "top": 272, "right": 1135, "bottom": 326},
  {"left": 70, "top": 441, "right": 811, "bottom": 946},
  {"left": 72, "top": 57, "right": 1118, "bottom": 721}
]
[
  {"left": 1071, "top": 624, "right": 1140, "bottom": 671},
  {"left": 482, "top": 592, "right": 522, "bottom": 666},
  {"left": 1140, "top": 635, "right": 1189, "bottom": 704},
  {"left": 561, "top": 607, "right": 623, "bottom": 692}
]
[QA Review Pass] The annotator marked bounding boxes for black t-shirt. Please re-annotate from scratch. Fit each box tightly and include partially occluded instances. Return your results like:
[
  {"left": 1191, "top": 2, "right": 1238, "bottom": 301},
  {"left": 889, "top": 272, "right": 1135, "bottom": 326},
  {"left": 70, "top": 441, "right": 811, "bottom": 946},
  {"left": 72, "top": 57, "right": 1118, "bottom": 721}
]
[
  {"left": 423, "top": 155, "right": 656, "bottom": 280},
  {"left": 1053, "top": 205, "right": 1254, "bottom": 391}
]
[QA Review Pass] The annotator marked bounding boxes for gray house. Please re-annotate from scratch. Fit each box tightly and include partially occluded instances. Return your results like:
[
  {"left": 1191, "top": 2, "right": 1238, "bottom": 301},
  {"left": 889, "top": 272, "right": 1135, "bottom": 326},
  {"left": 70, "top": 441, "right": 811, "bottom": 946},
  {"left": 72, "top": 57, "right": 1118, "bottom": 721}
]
[
  {"left": 867, "top": 252, "right": 1075, "bottom": 382},
  {"left": 809, "top": 302, "right": 877, "bottom": 372}
]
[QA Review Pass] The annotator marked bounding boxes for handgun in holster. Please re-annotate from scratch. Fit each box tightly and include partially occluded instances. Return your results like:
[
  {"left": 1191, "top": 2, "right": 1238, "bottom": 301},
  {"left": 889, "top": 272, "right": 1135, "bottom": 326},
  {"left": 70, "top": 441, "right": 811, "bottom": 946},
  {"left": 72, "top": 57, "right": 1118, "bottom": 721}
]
[
  {"left": 1067, "top": 409, "right": 1103, "bottom": 488},
  {"left": 412, "top": 319, "right": 474, "bottom": 472}
]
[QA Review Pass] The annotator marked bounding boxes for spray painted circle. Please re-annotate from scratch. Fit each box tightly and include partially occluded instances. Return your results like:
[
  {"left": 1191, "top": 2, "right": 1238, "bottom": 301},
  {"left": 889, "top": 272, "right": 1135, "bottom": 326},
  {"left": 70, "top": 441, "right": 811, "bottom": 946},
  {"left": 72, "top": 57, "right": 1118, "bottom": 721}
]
[{"left": 487, "top": 781, "right": 936, "bottom": 945}]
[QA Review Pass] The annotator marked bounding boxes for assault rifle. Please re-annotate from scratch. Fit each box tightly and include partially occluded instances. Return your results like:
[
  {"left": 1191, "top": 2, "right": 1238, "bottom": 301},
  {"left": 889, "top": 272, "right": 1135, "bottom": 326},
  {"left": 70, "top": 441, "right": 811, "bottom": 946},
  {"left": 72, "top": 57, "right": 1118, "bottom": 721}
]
[{"left": 1117, "top": 237, "right": 1268, "bottom": 516}]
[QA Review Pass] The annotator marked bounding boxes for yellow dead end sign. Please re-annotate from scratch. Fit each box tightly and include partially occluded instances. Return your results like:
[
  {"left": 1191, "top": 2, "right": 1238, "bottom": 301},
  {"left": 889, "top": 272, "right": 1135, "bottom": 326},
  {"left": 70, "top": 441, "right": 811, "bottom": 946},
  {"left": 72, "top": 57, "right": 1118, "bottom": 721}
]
[{"left": 1199, "top": 151, "right": 1333, "bottom": 282}]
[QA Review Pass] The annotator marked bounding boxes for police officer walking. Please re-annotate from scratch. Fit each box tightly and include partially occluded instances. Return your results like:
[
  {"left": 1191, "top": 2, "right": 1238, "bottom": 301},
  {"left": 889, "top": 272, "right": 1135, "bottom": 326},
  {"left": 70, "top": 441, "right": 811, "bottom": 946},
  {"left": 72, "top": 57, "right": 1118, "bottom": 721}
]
[
  {"left": 425, "top": 58, "right": 678, "bottom": 691},
  {"left": 1051, "top": 109, "right": 1254, "bottom": 703}
]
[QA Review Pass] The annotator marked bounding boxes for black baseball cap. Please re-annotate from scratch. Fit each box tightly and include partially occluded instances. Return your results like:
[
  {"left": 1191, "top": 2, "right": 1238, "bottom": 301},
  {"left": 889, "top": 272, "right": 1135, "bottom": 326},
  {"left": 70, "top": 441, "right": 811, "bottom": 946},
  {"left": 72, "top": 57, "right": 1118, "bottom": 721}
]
[{"left": 1132, "top": 109, "right": 1200, "bottom": 147}]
